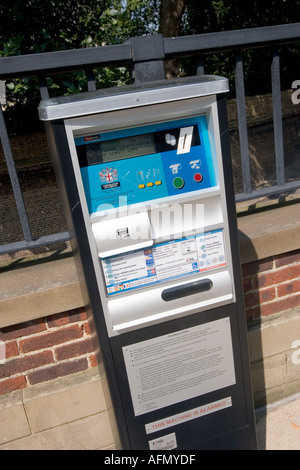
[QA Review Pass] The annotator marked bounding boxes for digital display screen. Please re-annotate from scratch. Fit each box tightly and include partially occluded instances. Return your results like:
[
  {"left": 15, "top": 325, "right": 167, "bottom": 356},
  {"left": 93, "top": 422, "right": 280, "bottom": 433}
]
[
  {"left": 76, "top": 125, "right": 201, "bottom": 168},
  {"left": 100, "top": 133, "right": 156, "bottom": 162},
  {"left": 78, "top": 133, "right": 156, "bottom": 166}
]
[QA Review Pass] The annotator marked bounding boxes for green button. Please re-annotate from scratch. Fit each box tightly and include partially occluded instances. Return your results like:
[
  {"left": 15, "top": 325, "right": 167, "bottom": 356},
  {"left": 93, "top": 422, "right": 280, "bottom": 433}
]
[{"left": 173, "top": 176, "right": 185, "bottom": 189}]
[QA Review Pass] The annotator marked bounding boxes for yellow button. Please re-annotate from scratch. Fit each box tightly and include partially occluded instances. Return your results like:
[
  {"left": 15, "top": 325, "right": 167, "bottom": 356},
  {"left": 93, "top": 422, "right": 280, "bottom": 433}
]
[
  {"left": 155, "top": 180, "right": 162, "bottom": 185},
  {"left": 138, "top": 184, "right": 146, "bottom": 189},
  {"left": 147, "top": 182, "right": 154, "bottom": 187}
]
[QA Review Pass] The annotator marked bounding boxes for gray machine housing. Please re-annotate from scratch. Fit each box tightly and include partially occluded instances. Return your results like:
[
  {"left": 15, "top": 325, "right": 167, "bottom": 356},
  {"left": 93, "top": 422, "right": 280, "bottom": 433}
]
[{"left": 39, "top": 76, "right": 257, "bottom": 450}]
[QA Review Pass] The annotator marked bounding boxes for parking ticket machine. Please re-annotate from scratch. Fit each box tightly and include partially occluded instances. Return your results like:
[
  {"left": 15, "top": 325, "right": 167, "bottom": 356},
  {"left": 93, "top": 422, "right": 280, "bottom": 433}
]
[{"left": 39, "top": 75, "right": 257, "bottom": 450}]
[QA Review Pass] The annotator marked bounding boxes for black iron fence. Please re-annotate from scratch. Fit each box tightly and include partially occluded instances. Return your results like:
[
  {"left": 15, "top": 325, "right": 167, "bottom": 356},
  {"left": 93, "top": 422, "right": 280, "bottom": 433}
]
[{"left": 0, "top": 23, "right": 299, "bottom": 255}]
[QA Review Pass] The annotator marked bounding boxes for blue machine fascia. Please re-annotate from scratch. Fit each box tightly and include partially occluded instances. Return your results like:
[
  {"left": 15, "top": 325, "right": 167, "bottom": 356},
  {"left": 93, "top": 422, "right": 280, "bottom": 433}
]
[{"left": 76, "top": 115, "right": 217, "bottom": 215}]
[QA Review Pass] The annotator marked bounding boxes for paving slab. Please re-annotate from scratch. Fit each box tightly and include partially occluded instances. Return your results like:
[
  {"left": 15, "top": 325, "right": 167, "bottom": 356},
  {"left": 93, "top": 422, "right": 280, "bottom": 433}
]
[{"left": 256, "top": 393, "right": 300, "bottom": 450}]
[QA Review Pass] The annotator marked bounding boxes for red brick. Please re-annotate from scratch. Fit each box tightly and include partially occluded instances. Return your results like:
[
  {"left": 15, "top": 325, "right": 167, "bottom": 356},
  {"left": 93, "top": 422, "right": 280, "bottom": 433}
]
[
  {"left": 258, "top": 265, "right": 300, "bottom": 288},
  {"left": 244, "top": 291, "right": 259, "bottom": 309},
  {"left": 275, "top": 250, "right": 300, "bottom": 268},
  {"left": 55, "top": 338, "right": 94, "bottom": 361},
  {"left": 259, "top": 293, "right": 300, "bottom": 317},
  {"left": 0, "top": 351, "right": 54, "bottom": 379},
  {"left": 28, "top": 358, "right": 88, "bottom": 385},
  {"left": 5, "top": 340, "right": 19, "bottom": 359},
  {"left": 244, "top": 287, "right": 276, "bottom": 308},
  {"left": 46, "top": 308, "right": 87, "bottom": 328},
  {"left": 260, "top": 287, "right": 277, "bottom": 303},
  {"left": 277, "top": 279, "right": 300, "bottom": 297},
  {"left": 243, "top": 276, "right": 253, "bottom": 294},
  {"left": 84, "top": 321, "right": 91, "bottom": 335},
  {"left": 242, "top": 257, "right": 273, "bottom": 277},
  {"left": 0, "top": 318, "right": 46, "bottom": 342},
  {"left": 89, "top": 354, "right": 98, "bottom": 368},
  {"left": 0, "top": 375, "right": 27, "bottom": 396},
  {"left": 19, "top": 324, "right": 83, "bottom": 353}
]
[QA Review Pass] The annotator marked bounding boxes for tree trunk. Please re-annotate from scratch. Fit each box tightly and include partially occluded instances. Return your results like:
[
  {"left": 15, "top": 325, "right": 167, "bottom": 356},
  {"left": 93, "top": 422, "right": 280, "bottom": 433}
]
[
  {"left": 159, "top": 0, "right": 186, "bottom": 37},
  {"left": 159, "top": 0, "right": 187, "bottom": 78}
]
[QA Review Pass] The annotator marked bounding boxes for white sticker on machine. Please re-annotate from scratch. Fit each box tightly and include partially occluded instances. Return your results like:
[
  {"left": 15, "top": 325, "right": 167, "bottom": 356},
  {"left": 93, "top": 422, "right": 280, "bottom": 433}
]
[
  {"left": 145, "top": 397, "right": 232, "bottom": 435},
  {"left": 122, "top": 317, "right": 236, "bottom": 416},
  {"left": 148, "top": 432, "right": 177, "bottom": 450}
]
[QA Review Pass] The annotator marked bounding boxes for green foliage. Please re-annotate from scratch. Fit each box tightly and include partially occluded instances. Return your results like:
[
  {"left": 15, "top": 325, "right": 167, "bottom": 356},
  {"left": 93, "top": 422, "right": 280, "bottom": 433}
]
[
  {"left": 182, "top": 0, "right": 300, "bottom": 34},
  {"left": 180, "top": 0, "right": 300, "bottom": 96},
  {"left": 108, "top": 0, "right": 160, "bottom": 42},
  {"left": 0, "top": 0, "right": 114, "bottom": 54},
  {"left": 0, "top": 1, "right": 136, "bottom": 132},
  {"left": 1, "top": 0, "right": 299, "bottom": 132}
]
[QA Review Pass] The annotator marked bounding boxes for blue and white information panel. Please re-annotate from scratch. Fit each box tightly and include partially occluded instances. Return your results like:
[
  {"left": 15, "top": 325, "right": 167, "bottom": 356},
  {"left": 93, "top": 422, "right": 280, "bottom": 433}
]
[{"left": 102, "top": 229, "right": 226, "bottom": 296}]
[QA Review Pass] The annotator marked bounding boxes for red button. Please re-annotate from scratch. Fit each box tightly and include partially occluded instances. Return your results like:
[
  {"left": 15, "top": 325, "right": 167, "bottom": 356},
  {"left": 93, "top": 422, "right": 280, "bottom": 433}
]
[{"left": 194, "top": 173, "right": 203, "bottom": 182}]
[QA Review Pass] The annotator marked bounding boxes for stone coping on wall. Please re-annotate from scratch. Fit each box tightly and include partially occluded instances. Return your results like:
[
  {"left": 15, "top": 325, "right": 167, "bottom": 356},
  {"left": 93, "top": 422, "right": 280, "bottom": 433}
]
[{"left": 0, "top": 201, "right": 299, "bottom": 329}]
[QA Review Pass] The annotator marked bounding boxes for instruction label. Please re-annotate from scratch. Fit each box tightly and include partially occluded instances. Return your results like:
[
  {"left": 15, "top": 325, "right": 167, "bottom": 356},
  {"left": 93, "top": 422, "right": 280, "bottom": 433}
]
[
  {"left": 123, "top": 317, "right": 236, "bottom": 416},
  {"left": 102, "top": 229, "right": 226, "bottom": 295}
]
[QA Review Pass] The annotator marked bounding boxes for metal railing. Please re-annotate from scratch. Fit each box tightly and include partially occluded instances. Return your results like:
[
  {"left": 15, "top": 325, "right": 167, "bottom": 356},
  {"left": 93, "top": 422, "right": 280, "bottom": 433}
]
[{"left": 0, "top": 23, "right": 299, "bottom": 255}]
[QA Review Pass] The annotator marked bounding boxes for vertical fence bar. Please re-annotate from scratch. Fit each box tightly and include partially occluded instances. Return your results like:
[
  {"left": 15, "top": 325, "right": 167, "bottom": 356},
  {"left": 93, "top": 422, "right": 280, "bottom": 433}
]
[
  {"left": 0, "top": 106, "right": 33, "bottom": 242},
  {"left": 38, "top": 75, "right": 50, "bottom": 100},
  {"left": 196, "top": 57, "right": 205, "bottom": 76},
  {"left": 235, "top": 53, "right": 252, "bottom": 196},
  {"left": 271, "top": 49, "right": 285, "bottom": 187},
  {"left": 85, "top": 68, "right": 97, "bottom": 92}
]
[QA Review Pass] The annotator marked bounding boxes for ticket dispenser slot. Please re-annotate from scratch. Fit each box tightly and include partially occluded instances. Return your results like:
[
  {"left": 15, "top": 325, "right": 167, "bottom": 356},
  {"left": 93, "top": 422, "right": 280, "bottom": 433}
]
[
  {"left": 92, "top": 212, "right": 153, "bottom": 257},
  {"left": 161, "top": 278, "right": 213, "bottom": 302},
  {"left": 39, "top": 76, "right": 257, "bottom": 450}
]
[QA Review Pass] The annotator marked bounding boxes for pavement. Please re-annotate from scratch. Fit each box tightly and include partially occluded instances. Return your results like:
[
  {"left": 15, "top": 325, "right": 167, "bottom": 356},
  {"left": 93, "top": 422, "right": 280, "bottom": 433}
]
[{"left": 255, "top": 393, "right": 300, "bottom": 450}]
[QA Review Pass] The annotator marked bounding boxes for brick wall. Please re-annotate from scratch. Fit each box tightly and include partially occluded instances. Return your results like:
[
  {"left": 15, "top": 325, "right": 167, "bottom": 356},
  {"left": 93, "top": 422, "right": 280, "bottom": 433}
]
[
  {"left": 0, "top": 248, "right": 299, "bottom": 397},
  {"left": 243, "top": 249, "right": 300, "bottom": 322},
  {"left": 0, "top": 308, "right": 96, "bottom": 396}
]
